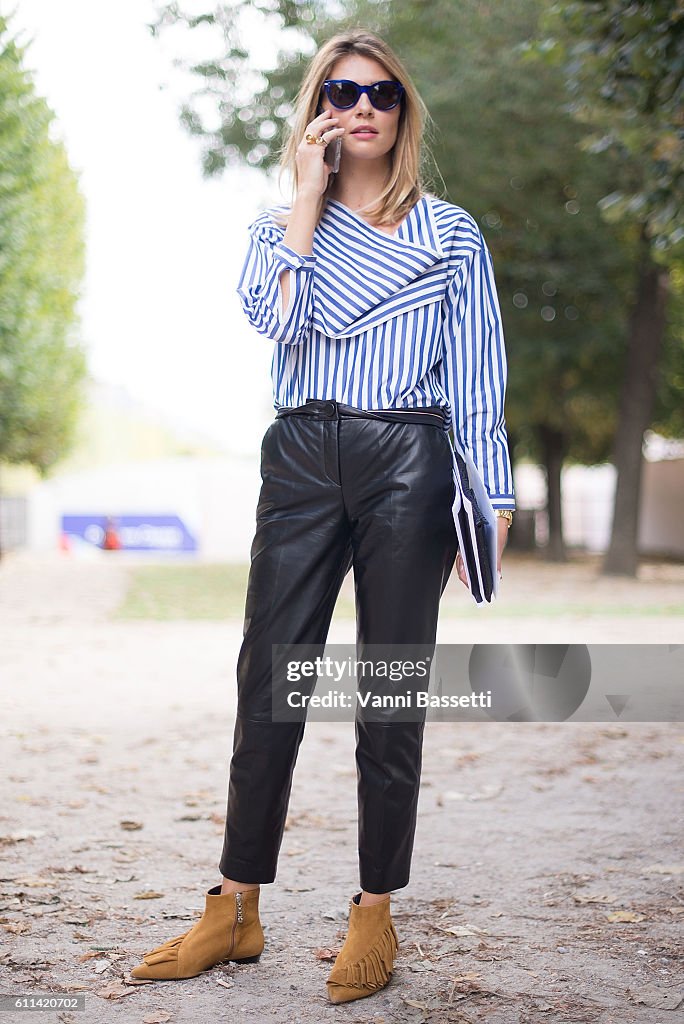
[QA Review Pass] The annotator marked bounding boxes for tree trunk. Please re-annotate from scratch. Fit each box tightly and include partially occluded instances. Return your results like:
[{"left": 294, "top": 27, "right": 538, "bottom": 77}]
[
  {"left": 603, "top": 228, "right": 670, "bottom": 577},
  {"left": 539, "top": 423, "right": 567, "bottom": 562}
]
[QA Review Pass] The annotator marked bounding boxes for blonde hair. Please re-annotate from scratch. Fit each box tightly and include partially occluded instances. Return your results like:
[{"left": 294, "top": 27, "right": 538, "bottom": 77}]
[{"left": 270, "top": 29, "right": 436, "bottom": 230}]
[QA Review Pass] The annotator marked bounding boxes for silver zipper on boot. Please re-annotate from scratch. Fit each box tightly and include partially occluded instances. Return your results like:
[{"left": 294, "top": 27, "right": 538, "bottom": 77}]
[
  {"left": 226, "top": 891, "right": 243, "bottom": 957},
  {"left": 226, "top": 890, "right": 263, "bottom": 965}
]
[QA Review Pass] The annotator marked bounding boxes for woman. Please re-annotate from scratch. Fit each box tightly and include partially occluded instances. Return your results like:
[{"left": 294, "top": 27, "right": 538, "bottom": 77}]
[{"left": 131, "top": 28, "right": 515, "bottom": 1004}]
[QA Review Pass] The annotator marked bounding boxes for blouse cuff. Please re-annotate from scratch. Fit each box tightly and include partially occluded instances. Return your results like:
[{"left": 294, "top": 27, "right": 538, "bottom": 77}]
[
  {"left": 489, "top": 496, "right": 516, "bottom": 511},
  {"left": 272, "top": 241, "right": 317, "bottom": 273}
]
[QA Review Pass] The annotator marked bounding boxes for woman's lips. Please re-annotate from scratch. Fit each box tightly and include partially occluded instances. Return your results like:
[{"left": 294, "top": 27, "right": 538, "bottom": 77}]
[{"left": 351, "top": 129, "right": 378, "bottom": 137}]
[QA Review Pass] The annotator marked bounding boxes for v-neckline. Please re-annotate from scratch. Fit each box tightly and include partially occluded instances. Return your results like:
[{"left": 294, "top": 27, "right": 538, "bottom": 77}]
[{"left": 326, "top": 195, "right": 425, "bottom": 241}]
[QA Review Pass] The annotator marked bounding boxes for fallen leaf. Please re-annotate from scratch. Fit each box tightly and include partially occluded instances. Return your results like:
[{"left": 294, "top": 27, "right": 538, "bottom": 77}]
[
  {"left": 401, "top": 997, "right": 430, "bottom": 1009},
  {"left": 44, "top": 865, "right": 91, "bottom": 875},
  {"left": 606, "top": 910, "right": 645, "bottom": 923},
  {"left": 133, "top": 891, "right": 165, "bottom": 900},
  {"left": 0, "top": 830, "right": 45, "bottom": 845},
  {"left": 643, "top": 864, "right": 683, "bottom": 875},
  {"left": 408, "top": 959, "right": 434, "bottom": 972},
  {"left": 120, "top": 821, "right": 143, "bottom": 831},
  {"left": 95, "top": 980, "right": 137, "bottom": 1000},
  {"left": 313, "top": 947, "right": 338, "bottom": 961},
  {"left": 439, "top": 925, "right": 488, "bottom": 937}
]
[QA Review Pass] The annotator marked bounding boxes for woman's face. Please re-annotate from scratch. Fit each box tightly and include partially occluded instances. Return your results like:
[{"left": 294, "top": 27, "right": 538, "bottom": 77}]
[{"left": 319, "top": 54, "right": 402, "bottom": 162}]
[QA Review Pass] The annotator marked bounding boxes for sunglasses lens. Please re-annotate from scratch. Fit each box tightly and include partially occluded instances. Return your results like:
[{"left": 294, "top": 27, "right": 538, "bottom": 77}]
[
  {"left": 372, "top": 82, "right": 401, "bottom": 109},
  {"left": 328, "top": 81, "right": 359, "bottom": 108}
]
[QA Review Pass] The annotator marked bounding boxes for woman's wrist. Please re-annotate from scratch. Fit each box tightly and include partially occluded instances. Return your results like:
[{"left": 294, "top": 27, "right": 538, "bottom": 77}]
[
  {"left": 294, "top": 185, "right": 323, "bottom": 205},
  {"left": 496, "top": 509, "right": 514, "bottom": 528},
  {"left": 282, "top": 188, "right": 322, "bottom": 260}
]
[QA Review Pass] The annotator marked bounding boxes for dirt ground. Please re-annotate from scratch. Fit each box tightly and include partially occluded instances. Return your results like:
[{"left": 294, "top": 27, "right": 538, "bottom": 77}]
[{"left": 0, "top": 550, "right": 682, "bottom": 1024}]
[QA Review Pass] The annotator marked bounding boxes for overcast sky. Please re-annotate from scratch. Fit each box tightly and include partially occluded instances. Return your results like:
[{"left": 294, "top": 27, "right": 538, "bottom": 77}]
[{"left": 10, "top": 0, "right": 297, "bottom": 455}]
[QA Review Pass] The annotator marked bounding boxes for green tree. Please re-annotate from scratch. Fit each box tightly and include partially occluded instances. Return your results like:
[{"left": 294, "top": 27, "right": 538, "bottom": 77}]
[
  {"left": 0, "top": 14, "right": 87, "bottom": 556},
  {"left": 525, "top": 0, "right": 684, "bottom": 574}
]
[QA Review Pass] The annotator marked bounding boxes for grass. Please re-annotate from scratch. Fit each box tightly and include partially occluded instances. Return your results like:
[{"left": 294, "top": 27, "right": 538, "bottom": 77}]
[
  {"left": 112, "top": 563, "right": 684, "bottom": 622},
  {"left": 113, "top": 563, "right": 251, "bottom": 620},
  {"left": 439, "top": 599, "right": 684, "bottom": 618},
  {"left": 113, "top": 563, "right": 357, "bottom": 621}
]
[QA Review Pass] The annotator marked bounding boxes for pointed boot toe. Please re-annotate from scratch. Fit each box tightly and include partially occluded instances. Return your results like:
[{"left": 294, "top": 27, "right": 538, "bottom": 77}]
[
  {"left": 130, "top": 885, "right": 264, "bottom": 981},
  {"left": 326, "top": 892, "right": 399, "bottom": 1003}
]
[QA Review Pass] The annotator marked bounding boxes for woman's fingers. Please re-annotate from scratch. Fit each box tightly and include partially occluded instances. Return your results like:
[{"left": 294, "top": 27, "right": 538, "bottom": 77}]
[
  {"left": 306, "top": 111, "right": 339, "bottom": 134},
  {"left": 296, "top": 112, "right": 345, "bottom": 193},
  {"left": 313, "top": 110, "right": 339, "bottom": 124},
  {"left": 318, "top": 127, "right": 344, "bottom": 144}
]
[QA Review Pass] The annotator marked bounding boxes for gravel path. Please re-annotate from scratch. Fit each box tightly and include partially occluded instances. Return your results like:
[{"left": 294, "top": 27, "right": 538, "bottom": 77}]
[{"left": 1, "top": 551, "right": 682, "bottom": 1023}]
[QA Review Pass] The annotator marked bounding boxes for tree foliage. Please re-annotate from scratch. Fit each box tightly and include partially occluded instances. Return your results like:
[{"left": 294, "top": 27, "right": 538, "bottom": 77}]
[
  {"left": 527, "top": 0, "right": 684, "bottom": 252},
  {"left": 0, "top": 14, "right": 87, "bottom": 476}
]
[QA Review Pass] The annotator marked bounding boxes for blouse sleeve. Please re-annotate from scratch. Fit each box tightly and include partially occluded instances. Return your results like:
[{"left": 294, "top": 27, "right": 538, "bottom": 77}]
[
  {"left": 440, "top": 225, "right": 516, "bottom": 511},
  {"left": 236, "top": 215, "right": 317, "bottom": 345}
]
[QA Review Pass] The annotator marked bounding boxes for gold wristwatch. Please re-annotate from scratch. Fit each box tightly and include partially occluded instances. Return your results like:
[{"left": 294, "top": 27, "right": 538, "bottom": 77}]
[{"left": 496, "top": 509, "right": 514, "bottom": 528}]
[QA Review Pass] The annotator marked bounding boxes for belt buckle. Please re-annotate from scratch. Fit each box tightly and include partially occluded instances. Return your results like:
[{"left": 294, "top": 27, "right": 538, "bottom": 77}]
[{"left": 310, "top": 399, "right": 337, "bottom": 418}]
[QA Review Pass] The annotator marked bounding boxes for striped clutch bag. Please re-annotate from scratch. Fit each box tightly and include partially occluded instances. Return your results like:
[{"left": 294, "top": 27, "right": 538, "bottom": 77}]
[{"left": 450, "top": 443, "right": 497, "bottom": 605}]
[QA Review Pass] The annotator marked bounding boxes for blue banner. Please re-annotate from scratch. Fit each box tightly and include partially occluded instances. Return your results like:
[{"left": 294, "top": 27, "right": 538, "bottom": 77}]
[{"left": 62, "top": 514, "right": 197, "bottom": 552}]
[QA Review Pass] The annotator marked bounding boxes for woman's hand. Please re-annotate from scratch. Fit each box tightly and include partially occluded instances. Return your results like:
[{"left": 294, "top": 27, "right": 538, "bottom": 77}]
[
  {"left": 295, "top": 110, "right": 346, "bottom": 196},
  {"left": 454, "top": 516, "right": 510, "bottom": 590},
  {"left": 495, "top": 516, "right": 510, "bottom": 578}
]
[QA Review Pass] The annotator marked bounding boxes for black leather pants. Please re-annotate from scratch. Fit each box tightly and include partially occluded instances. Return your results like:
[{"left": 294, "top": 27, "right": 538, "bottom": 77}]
[{"left": 219, "top": 399, "right": 458, "bottom": 893}]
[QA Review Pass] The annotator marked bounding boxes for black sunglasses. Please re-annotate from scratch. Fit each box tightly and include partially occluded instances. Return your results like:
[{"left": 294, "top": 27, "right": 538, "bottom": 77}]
[{"left": 321, "top": 79, "right": 405, "bottom": 111}]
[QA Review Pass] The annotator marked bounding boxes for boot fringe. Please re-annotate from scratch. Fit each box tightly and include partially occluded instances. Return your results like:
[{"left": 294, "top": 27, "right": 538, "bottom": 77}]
[
  {"left": 330, "top": 920, "right": 399, "bottom": 991},
  {"left": 142, "top": 933, "right": 186, "bottom": 965}
]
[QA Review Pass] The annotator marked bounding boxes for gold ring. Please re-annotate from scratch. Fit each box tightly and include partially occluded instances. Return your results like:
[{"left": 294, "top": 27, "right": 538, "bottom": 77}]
[{"left": 305, "top": 132, "right": 327, "bottom": 146}]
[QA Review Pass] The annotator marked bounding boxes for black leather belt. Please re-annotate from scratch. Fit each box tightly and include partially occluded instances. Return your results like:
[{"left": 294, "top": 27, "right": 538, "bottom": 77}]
[{"left": 275, "top": 399, "right": 447, "bottom": 428}]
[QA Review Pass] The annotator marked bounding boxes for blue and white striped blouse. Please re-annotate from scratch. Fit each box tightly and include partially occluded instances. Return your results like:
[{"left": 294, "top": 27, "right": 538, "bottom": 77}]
[{"left": 236, "top": 192, "right": 515, "bottom": 513}]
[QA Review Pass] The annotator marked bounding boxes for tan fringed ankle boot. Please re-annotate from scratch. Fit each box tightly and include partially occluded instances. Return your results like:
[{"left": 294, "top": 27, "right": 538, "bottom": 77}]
[
  {"left": 130, "top": 885, "right": 264, "bottom": 980},
  {"left": 326, "top": 892, "right": 399, "bottom": 1003}
]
